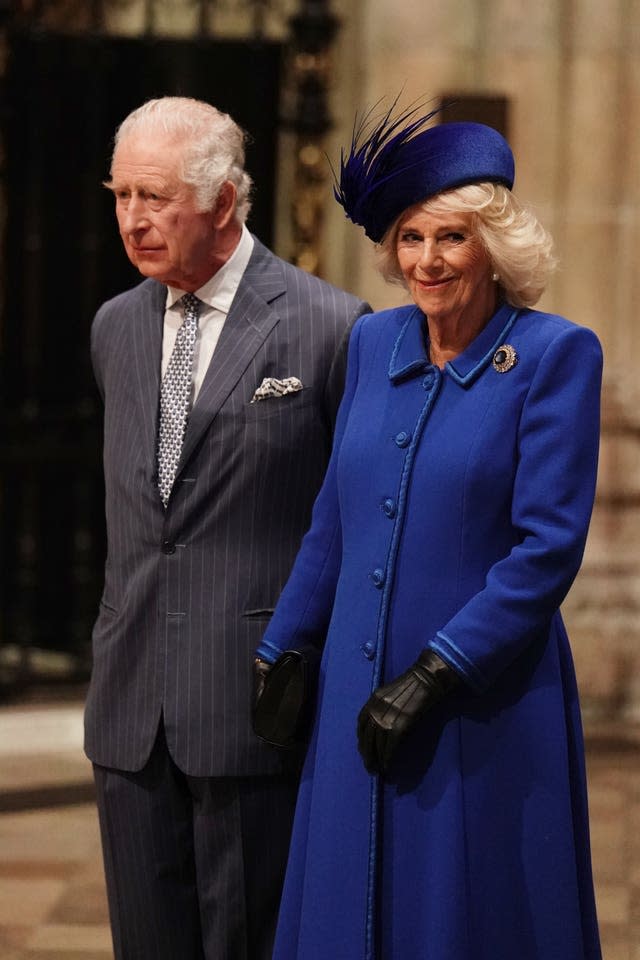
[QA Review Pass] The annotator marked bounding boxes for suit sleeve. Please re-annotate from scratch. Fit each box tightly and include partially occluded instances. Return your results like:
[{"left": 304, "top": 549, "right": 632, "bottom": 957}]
[
  {"left": 90, "top": 303, "right": 110, "bottom": 402},
  {"left": 256, "top": 313, "right": 366, "bottom": 663},
  {"left": 429, "top": 324, "right": 603, "bottom": 692}
]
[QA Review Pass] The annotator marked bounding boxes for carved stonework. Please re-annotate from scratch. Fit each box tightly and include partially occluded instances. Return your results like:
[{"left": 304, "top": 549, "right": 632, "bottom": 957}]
[
  {"left": 12, "top": 0, "right": 299, "bottom": 39},
  {"left": 564, "top": 377, "right": 640, "bottom": 721},
  {"left": 285, "top": 1, "right": 340, "bottom": 275}
]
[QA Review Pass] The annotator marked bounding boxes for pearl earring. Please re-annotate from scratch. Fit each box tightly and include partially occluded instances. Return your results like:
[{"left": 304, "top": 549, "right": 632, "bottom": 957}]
[{"left": 492, "top": 272, "right": 500, "bottom": 282}]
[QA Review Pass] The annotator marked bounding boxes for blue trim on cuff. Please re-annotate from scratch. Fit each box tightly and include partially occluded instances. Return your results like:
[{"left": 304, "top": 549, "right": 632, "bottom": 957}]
[
  {"left": 254, "top": 638, "right": 283, "bottom": 664},
  {"left": 429, "top": 631, "right": 487, "bottom": 693}
]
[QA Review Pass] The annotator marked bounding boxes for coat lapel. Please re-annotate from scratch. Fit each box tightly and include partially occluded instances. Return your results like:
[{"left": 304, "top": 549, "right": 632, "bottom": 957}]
[
  {"left": 178, "top": 239, "right": 286, "bottom": 471},
  {"left": 444, "top": 303, "right": 519, "bottom": 387},
  {"left": 388, "top": 306, "right": 430, "bottom": 382}
]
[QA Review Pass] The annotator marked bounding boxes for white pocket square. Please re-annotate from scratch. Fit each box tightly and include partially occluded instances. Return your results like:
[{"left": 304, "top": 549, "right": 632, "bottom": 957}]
[{"left": 250, "top": 376, "right": 303, "bottom": 403}]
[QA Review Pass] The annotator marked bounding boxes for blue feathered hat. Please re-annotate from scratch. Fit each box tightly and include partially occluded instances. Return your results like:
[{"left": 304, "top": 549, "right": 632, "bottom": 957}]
[{"left": 334, "top": 100, "right": 515, "bottom": 243}]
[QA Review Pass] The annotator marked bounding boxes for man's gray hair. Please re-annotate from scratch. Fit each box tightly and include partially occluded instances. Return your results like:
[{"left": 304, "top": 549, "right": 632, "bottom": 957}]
[{"left": 113, "top": 96, "right": 253, "bottom": 224}]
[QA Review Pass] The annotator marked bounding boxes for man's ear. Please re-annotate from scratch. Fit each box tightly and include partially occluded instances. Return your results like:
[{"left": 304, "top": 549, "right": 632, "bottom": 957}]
[{"left": 212, "top": 181, "right": 237, "bottom": 229}]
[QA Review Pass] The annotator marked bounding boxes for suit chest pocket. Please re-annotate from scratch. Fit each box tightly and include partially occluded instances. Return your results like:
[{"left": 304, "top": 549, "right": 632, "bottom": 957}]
[
  {"left": 243, "top": 386, "right": 315, "bottom": 422},
  {"left": 243, "top": 391, "right": 325, "bottom": 461}
]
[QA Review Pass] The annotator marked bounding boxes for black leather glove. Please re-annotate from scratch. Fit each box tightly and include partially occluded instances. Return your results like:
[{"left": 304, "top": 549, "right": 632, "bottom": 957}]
[
  {"left": 253, "top": 657, "right": 273, "bottom": 709},
  {"left": 357, "top": 649, "right": 459, "bottom": 775}
]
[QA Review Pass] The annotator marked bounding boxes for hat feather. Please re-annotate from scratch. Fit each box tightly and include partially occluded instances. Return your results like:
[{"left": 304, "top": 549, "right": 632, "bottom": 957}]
[{"left": 333, "top": 97, "right": 443, "bottom": 236}]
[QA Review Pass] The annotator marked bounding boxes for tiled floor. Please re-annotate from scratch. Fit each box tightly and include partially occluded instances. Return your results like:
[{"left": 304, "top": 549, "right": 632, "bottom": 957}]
[
  {"left": 0, "top": 702, "right": 638, "bottom": 959},
  {"left": 0, "top": 701, "right": 110, "bottom": 959}
]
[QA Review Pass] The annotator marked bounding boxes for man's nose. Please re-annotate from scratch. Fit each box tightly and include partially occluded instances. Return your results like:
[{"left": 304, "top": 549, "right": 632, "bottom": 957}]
[{"left": 121, "top": 196, "right": 149, "bottom": 233}]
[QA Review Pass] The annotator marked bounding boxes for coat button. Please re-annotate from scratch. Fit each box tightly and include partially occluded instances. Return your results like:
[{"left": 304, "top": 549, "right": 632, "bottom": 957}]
[
  {"left": 161, "top": 540, "right": 176, "bottom": 555},
  {"left": 370, "top": 568, "right": 385, "bottom": 588},
  {"left": 423, "top": 371, "right": 435, "bottom": 390},
  {"left": 394, "top": 431, "right": 411, "bottom": 448},
  {"left": 361, "top": 640, "right": 376, "bottom": 660},
  {"left": 382, "top": 498, "right": 396, "bottom": 518}
]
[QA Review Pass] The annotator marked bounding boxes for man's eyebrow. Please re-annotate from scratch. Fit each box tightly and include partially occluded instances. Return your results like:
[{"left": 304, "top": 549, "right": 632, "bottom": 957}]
[{"left": 102, "top": 180, "right": 137, "bottom": 193}]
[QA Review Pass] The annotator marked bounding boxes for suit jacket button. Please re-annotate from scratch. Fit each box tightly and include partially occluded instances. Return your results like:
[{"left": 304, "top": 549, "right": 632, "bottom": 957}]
[
  {"left": 394, "top": 431, "right": 411, "bottom": 448},
  {"left": 370, "top": 568, "right": 385, "bottom": 588},
  {"left": 161, "top": 540, "right": 176, "bottom": 555}
]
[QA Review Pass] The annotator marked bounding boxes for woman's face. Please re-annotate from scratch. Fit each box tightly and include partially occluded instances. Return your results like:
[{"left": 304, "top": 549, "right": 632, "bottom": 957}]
[{"left": 395, "top": 205, "right": 496, "bottom": 329}]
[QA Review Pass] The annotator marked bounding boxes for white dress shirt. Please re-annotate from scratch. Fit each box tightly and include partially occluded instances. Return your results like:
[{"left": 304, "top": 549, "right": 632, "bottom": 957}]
[{"left": 162, "top": 225, "right": 255, "bottom": 401}]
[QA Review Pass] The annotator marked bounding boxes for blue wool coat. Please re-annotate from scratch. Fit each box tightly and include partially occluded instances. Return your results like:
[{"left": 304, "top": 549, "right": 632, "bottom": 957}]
[{"left": 257, "top": 301, "right": 603, "bottom": 960}]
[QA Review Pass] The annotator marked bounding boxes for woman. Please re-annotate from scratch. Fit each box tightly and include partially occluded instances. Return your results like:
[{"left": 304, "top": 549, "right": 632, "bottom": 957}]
[{"left": 255, "top": 104, "right": 602, "bottom": 960}]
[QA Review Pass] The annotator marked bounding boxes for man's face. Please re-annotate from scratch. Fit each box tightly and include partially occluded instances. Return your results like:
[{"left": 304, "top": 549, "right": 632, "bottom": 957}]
[{"left": 108, "top": 134, "right": 221, "bottom": 291}]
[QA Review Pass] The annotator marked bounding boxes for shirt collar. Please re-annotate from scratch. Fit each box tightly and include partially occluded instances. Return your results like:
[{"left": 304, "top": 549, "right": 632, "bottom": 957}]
[
  {"left": 165, "top": 225, "right": 255, "bottom": 313},
  {"left": 388, "top": 301, "right": 519, "bottom": 388}
]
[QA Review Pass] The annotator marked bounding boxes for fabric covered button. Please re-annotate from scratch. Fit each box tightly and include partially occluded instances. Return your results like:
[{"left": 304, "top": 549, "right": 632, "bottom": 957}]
[
  {"left": 371, "top": 568, "right": 385, "bottom": 588},
  {"left": 394, "top": 431, "right": 411, "bottom": 448},
  {"left": 361, "top": 640, "right": 376, "bottom": 660},
  {"left": 382, "top": 498, "right": 396, "bottom": 518}
]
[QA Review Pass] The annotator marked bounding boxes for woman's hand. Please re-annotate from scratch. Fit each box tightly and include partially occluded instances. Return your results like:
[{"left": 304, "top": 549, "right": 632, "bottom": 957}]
[{"left": 357, "top": 650, "right": 459, "bottom": 775}]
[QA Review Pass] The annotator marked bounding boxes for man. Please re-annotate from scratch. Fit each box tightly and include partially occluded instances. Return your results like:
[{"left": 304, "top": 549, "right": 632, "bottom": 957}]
[{"left": 85, "top": 96, "right": 369, "bottom": 960}]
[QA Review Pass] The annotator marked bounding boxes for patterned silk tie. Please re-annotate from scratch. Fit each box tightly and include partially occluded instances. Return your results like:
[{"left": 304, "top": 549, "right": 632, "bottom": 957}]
[{"left": 157, "top": 293, "right": 200, "bottom": 506}]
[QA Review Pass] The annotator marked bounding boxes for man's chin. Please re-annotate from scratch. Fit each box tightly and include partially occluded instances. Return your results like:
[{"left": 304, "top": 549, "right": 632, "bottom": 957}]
[{"left": 130, "top": 257, "right": 170, "bottom": 282}]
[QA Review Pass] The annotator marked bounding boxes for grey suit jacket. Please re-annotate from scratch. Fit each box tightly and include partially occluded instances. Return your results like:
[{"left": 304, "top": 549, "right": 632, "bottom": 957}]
[{"left": 84, "top": 237, "right": 370, "bottom": 777}]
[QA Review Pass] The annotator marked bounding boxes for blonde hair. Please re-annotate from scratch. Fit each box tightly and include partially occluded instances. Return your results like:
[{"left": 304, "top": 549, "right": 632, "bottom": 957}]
[
  {"left": 377, "top": 183, "right": 557, "bottom": 308},
  {"left": 112, "top": 96, "right": 253, "bottom": 223}
]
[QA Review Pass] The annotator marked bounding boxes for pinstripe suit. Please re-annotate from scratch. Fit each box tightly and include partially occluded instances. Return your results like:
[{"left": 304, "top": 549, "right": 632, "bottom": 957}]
[{"left": 86, "top": 235, "right": 369, "bottom": 958}]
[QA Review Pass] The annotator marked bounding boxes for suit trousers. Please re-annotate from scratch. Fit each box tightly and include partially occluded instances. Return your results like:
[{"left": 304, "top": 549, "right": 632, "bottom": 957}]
[{"left": 94, "top": 724, "right": 298, "bottom": 960}]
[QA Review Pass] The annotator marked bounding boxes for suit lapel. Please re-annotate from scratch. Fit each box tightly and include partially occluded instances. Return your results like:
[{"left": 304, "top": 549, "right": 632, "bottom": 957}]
[
  {"left": 130, "top": 279, "right": 165, "bottom": 470},
  {"left": 178, "top": 240, "right": 286, "bottom": 471}
]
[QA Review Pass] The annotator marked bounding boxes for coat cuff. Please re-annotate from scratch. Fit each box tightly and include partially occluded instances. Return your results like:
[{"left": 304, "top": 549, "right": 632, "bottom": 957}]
[
  {"left": 429, "top": 632, "right": 487, "bottom": 694},
  {"left": 255, "top": 637, "right": 284, "bottom": 664}
]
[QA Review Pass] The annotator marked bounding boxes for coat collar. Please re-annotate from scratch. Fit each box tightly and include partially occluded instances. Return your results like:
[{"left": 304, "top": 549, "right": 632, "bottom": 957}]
[{"left": 388, "top": 301, "right": 519, "bottom": 388}]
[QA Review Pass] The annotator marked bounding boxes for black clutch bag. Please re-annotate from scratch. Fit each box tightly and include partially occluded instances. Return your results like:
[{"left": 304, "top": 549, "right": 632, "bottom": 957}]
[{"left": 252, "top": 648, "right": 319, "bottom": 749}]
